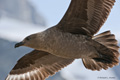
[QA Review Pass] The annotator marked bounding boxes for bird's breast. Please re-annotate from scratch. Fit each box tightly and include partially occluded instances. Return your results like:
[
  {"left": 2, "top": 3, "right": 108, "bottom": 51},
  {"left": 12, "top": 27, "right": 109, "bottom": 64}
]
[{"left": 44, "top": 30, "right": 96, "bottom": 59}]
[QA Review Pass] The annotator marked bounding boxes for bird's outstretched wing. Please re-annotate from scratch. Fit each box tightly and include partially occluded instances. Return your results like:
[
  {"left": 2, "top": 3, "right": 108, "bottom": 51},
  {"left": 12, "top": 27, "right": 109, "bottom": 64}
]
[
  {"left": 6, "top": 50, "right": 74, "bottom": 80},
  {"left": 57, "top": 0, "right": 115, "bottom": 36}
]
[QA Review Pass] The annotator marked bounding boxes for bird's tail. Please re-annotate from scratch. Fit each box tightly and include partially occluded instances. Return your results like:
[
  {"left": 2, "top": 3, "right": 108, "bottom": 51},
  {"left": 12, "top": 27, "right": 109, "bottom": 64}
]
[{"left": 82, "top": 31, "right": 119, "bottom": 71}]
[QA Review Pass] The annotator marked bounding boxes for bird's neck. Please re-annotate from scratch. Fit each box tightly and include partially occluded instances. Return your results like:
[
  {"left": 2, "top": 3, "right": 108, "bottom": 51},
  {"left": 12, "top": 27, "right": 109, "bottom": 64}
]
[{"left": 34, "top": 27, "right": 59, "bottom": 52}]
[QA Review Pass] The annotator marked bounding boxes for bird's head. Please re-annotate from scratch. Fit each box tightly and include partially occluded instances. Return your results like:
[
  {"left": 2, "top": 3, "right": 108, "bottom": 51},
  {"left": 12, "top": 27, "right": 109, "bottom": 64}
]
[{"left": 15, "top": 33, "right": 44, "bottom": 49}]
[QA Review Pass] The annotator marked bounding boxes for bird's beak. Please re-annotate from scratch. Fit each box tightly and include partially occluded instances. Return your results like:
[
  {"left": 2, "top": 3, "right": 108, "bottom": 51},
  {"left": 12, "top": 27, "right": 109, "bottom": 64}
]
[{"left": 15, "top": 42, "right": 25, "bottom": 48}]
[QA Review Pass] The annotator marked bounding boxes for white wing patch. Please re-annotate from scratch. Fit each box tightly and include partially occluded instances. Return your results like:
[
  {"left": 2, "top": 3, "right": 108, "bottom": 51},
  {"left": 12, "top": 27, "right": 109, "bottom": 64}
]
[{"left": 6, "top": 68, "right": 49, "bottom": 80}]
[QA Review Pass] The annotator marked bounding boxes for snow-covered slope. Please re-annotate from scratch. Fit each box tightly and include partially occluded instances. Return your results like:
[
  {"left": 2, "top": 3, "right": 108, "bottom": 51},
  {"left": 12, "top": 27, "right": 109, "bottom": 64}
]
[
  {"left": 0, "top": 17, "right": 46, "bottom": 42},
  {"left": 0, "top": 0, "right": 46, "bottom": 26}
]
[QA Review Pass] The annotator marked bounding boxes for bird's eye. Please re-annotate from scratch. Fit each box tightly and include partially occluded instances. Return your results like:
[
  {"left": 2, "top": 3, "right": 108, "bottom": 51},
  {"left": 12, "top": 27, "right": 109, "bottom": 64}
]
[{"left": 26, "top": 37, "right": 30, "bottom": 41}]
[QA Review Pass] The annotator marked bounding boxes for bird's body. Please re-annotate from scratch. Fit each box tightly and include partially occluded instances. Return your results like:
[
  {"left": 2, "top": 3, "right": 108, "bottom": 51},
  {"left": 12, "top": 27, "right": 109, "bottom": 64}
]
[
  {"left": 6, "top": 0, "right": 120, "bottom": 80},
  {"left": 33, "top": 27, "right": 97, "bottom": 59}
]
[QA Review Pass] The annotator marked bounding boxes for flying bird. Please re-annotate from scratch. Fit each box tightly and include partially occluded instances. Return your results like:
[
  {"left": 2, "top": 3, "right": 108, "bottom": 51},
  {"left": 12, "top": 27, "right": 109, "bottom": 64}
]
[{"left": 6, "top": 0, "right": 119, "bottom": 80}]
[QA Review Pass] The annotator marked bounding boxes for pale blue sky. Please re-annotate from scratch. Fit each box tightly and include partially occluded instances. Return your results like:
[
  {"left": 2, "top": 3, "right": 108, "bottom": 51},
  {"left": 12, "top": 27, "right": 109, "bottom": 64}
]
[
  {"left": 29, "top": 0, "right": 71, "bottom": 26},
  {"left": 30, "top": 0, "right": 120, "bottom": 39}
]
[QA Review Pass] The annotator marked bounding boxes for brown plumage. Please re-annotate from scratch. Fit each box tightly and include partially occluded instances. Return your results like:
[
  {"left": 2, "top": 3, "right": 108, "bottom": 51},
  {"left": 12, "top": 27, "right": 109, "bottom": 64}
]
[
  {"left": 6, "top": 0, "right": 119, "bottom": 80},
  {"left": 6, "top": 50, "right": 74, "bottom": 80},
  {"left": 82, "top": 31, "right": 119, "bottom": 71}
]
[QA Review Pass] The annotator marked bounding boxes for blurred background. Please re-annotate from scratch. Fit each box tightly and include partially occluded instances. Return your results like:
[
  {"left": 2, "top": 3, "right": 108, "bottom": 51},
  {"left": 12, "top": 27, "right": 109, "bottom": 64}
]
[{"left": 0, "top": 0, "right": 120, "bottom": 80}]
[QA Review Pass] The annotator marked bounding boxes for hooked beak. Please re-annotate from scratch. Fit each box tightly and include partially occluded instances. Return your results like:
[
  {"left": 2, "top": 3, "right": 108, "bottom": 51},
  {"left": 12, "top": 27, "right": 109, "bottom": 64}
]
[{"left": 15, "top": 42, "right": 25, "bottom": 48}]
